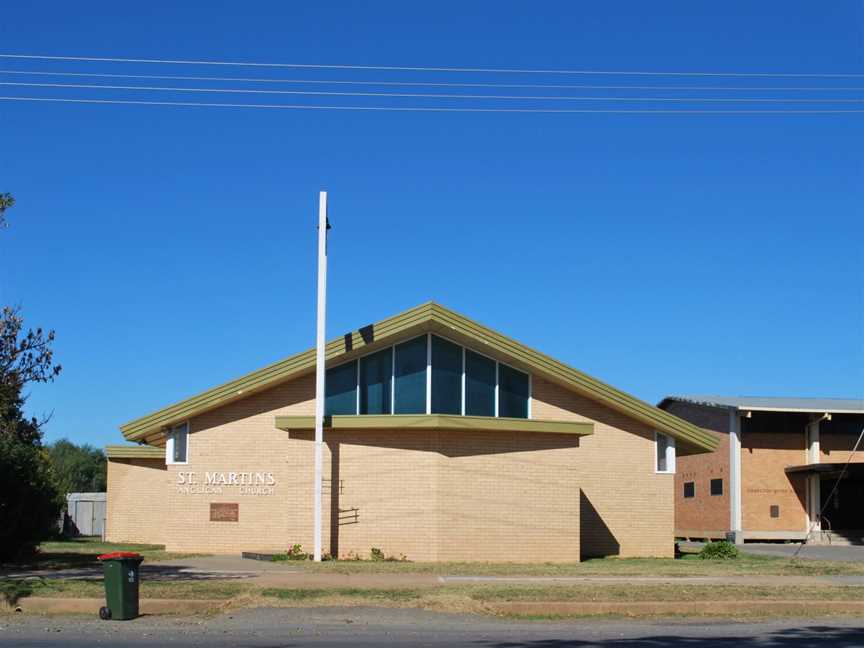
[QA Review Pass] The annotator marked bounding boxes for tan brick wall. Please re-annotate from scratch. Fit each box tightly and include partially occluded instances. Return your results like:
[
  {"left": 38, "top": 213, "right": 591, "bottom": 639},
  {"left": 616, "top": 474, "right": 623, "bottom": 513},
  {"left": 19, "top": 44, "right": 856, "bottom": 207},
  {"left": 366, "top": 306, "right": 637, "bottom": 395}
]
[
  {"left": 741, "top": 431, "right": 807, "bottom": 532},
  {"left": 663, "top": 401, "right": 731, "bottom": 538},
  {"left": 106, "top": 458, "right": 167, "bottom": 545},
  {"left": 109, "top": 372, "right": 673, "bottom": 560},
  {"left": 293, "top": 429, "right": 581, "bottom": 562},
  {"left": 162, "top": 374, "right": 315, "bottom": 555},
  {"left": 531, "top": 378, "right": 674, "bottom": 558}
]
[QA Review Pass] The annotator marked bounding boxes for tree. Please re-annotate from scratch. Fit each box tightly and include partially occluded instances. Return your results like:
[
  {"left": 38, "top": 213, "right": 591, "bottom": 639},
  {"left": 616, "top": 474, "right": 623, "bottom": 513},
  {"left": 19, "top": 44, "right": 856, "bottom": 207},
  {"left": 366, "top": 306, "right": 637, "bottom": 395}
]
[
  {"left": 48, "top": 439, "right": 107, "bottom": 494},
  {"left": 0, "top": 196, "right": 64, "bottom": 562},
  {"left": 0, "top": 193, "right": 14, "bottom": 229}
]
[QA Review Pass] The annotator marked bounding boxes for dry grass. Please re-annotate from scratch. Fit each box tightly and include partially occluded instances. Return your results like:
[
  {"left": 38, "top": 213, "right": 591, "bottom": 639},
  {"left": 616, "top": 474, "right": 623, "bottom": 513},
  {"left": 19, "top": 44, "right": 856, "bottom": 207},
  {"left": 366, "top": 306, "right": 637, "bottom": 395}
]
[
  {"left": 6, "top": 578, "right": 863, "bottom": 620},
  {"left": 1, "top": 578, "right": 245, "bottom": 600},
  {"left": 290, "top": 551, "right": 864, "bottom": 577},
  {"left": 252, "top": 583, "right": 864, "bottom": 618}
]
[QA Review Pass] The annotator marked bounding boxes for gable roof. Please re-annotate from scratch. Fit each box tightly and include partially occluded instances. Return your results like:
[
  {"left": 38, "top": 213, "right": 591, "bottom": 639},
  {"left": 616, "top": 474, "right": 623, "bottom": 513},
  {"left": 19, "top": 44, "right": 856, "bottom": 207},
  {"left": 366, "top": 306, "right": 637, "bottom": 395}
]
[{"left": 120, "top": 302, "right": 717, "bottom": 454}]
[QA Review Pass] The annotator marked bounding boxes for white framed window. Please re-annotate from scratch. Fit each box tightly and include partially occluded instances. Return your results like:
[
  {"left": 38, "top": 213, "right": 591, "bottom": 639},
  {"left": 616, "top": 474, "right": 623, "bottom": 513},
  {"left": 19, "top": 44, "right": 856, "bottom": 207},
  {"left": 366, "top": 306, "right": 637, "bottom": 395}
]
[
  {"left": 166, "top": 422, "right": 189, "bottom": 465},
  {"left": 655, "top": 432, "right": 675, "bottom": 474}
]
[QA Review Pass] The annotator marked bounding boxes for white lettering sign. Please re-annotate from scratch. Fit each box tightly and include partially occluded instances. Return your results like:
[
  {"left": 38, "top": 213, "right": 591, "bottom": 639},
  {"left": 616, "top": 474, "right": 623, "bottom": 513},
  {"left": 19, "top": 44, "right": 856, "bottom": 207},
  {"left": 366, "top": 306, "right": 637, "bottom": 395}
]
[{"left": 175, "top": 471, "right": 276, "bottom": 496}]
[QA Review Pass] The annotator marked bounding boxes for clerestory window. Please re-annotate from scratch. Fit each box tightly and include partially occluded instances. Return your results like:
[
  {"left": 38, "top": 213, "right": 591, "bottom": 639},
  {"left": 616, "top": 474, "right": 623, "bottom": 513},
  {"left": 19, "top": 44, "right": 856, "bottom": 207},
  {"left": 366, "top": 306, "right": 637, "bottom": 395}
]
[{"left": 325, "top": 334, "right": 531, "bottom": 419}]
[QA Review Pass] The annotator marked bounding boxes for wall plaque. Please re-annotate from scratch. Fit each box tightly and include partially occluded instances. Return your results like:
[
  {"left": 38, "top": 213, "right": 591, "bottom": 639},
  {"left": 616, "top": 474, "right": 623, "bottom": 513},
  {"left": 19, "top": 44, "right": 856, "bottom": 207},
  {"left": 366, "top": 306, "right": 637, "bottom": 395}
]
[{"left": 210, "top": 503, "right": 239, "bottom": 522}]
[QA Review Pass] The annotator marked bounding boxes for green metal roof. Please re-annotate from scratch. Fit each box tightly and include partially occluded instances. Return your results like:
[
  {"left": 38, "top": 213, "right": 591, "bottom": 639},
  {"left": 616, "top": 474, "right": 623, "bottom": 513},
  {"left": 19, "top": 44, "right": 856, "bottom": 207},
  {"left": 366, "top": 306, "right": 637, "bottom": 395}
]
[{"left": 119, "top": 301, "right": 717, "bottom": 454}]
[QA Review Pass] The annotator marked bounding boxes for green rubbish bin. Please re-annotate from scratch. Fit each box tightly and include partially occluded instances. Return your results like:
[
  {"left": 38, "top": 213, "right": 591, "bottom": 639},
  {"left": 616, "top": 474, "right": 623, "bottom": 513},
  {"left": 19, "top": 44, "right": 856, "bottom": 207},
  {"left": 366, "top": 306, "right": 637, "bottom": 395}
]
[{"left": 97, "top": 551, "right": 143, "bottom": 620}]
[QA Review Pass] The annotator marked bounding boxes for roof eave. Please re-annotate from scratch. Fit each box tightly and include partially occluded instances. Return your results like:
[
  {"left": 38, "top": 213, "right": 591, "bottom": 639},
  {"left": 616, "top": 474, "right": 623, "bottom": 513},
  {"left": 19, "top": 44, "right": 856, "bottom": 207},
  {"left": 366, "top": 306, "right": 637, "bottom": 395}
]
[{"left": 120, "top": 301, "right": 717, "bottom": 453}]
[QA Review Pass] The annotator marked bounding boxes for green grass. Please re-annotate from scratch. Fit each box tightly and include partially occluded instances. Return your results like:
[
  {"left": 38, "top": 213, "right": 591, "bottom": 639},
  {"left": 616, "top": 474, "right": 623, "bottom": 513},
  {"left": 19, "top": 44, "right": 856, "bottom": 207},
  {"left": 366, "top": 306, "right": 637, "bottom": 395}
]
[
  {"left": 4, "top": 538, "right": 209, "bottom": 571},
  {"left": 261, "top": 587, "right": 423, "bottom": 602}
]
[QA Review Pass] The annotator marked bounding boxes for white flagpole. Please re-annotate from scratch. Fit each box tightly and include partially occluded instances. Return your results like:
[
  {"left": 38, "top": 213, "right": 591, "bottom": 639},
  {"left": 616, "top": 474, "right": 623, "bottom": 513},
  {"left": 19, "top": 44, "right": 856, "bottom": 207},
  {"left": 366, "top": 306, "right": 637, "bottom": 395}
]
[{"left": 313, "top": 190, "right": 328, "bottom": 562}]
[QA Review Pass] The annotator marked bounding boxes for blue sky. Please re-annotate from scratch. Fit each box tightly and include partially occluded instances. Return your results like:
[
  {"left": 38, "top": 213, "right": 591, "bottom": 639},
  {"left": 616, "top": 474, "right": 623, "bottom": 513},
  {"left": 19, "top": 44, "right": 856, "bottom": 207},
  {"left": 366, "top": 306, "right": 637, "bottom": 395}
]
[{"left": 1, "top": 1, "right": 862, "bottom": 448}]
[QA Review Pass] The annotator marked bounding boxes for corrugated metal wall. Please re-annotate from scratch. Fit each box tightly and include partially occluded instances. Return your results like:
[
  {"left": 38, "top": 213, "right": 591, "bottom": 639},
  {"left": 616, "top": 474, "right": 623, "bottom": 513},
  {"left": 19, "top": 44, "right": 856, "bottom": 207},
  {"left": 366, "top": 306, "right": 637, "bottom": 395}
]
[{"left": 65, "top": 492, "right": 107, "bottom": 537}]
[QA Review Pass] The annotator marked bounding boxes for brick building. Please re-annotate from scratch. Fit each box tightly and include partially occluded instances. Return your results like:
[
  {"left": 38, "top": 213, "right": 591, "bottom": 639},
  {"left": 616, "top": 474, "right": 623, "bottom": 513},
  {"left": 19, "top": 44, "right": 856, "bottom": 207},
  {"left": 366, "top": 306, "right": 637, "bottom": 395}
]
[
  {"left": 105, "top": 302, "right": 716, "bottom": 561},
  {"left": 659, "top": 396, "right": 864, "bottom": 544}
]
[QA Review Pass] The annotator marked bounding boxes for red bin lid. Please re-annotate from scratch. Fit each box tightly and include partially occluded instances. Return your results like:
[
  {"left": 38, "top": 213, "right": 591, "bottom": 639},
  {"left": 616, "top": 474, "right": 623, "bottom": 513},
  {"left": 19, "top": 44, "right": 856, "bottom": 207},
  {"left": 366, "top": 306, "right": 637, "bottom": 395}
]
[{"left": 97, "top": 552, "right": 142, "bottom": 560}]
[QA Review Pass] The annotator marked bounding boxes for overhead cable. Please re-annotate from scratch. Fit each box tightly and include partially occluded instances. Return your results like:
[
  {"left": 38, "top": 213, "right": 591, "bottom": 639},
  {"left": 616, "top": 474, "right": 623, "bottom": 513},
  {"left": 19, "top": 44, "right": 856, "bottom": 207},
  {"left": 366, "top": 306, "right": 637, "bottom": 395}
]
[
  {"left": 1, "top": 69, "right": 863, "bottom": 91},
  {"left": 3, "top": 96, "right": 864, "bottom": 113},
  {"left": 1, "top": 53, "right": 863, "bottom": 78},
  {"left": 4, "top": 81, "right": 864, "bottom": 103}
]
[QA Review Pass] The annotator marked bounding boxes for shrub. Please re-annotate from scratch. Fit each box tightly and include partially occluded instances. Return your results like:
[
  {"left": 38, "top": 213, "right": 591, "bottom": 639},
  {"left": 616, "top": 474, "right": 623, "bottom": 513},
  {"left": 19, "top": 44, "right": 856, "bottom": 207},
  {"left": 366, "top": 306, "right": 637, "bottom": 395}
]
[
  {"left": 273, "top": 544, "right": 309, "bottom": 561},
  {"left": 0, "top": 579, "right": 32, "bottom": 605},
  {"left": 0, "top": 435, "right": 64, "bottom": 563},
  {"left": 370, "top": 547, "right": 385, "bottom": 561},
  {"left": 699, "top": 540, "right": 739, "bottom": 560}
]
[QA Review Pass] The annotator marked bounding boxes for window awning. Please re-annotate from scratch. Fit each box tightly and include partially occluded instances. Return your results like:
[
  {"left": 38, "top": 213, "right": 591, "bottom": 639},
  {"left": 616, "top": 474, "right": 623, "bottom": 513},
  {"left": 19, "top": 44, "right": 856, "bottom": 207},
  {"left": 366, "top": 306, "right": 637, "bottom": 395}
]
[
  {"left": 105, "top": 445, "right": 164, "bottom": 459},
  {"left": 275, "top": 414, "right": 593, "bottom": 437}
]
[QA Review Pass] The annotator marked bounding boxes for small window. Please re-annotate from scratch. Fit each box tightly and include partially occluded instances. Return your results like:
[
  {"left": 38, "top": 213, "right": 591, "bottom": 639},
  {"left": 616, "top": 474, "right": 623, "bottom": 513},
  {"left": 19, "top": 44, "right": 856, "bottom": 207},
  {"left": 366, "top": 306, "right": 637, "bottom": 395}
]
[
  {"left": 710, "top": 478, "right": 723, "bottom": 496},
  {"left": 655, "top": 433, "right": 676, "bottom": 473},
  {"left": 683, "top": 481, "right": 695, "bottom": 498},
  {"left": 166, "top": 422, "right": 189, "bottom": 464},
  {"left": 770, "top": 505, "right": 780, "bottom": 519}
]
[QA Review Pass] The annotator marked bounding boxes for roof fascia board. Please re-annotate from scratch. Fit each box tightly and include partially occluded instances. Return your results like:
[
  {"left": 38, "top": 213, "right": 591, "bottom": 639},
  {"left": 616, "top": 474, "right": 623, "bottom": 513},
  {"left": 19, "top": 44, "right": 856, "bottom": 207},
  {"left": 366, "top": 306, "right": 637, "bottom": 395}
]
[{"left": 737, "top": 406, "right": 863, "bottom": 414}]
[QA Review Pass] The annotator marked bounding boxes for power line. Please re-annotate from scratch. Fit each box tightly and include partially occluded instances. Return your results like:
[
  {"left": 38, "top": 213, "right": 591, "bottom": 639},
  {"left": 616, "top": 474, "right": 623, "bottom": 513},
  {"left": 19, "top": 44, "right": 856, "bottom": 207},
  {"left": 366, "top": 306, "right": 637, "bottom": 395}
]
[
  {"left": 2, "top": 69, "right": 863, "bottom": 92},
  {"left": 1, "top": 53, "right": 863, "bottom": 78},
  {"left": 5, "top": 81, "right": 864, "bottom": 103},
  {"left": 3, "top": 96, "right": 864, "bottom": 113},
  {"left": 793, "top": 426, "right": 864, "bottom": 558}
]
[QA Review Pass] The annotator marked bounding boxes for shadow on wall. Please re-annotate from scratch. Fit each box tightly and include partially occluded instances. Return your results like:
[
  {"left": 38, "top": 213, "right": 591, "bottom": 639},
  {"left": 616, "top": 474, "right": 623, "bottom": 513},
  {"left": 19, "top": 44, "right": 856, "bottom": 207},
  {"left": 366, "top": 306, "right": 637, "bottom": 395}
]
[
  {"left": 580, "top": 491, "right": 620, "bottom": 559},
  {"left": 291, "top": 429, "right": 581, "bottom": 458},
  {"left": 328, "top": 439, "right": 341, "bottom": 558}
]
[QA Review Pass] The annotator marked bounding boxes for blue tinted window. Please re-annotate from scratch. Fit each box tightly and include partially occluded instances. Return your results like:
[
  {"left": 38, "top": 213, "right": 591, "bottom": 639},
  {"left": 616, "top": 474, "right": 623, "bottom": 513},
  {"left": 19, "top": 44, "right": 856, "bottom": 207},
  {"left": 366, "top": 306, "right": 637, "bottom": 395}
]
[
  {"left": 394, "top": 336, "right": 427, "bottom": 414},
  {"left": 465, "top": 351, "right": 495, "bottom": 416},
  {"left": 359, "top": 347, "right": 392, "bottom": 414},
  {"left": 431, "top": 336, "right": 462, "bottom": 414},
  {"left": 498, "top": 364, "right": 529, "bottom": 418},
  {"left": 325, "top": 360, "right": 357, "bottom": 415}
]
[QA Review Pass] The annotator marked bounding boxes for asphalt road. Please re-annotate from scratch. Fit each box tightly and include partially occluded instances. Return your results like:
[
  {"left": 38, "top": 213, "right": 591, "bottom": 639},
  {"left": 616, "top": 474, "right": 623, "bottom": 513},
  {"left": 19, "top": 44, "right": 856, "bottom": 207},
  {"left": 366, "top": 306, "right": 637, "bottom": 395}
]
[{"left": 2, "top": 607, "right": 864, "bottom": 647}]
